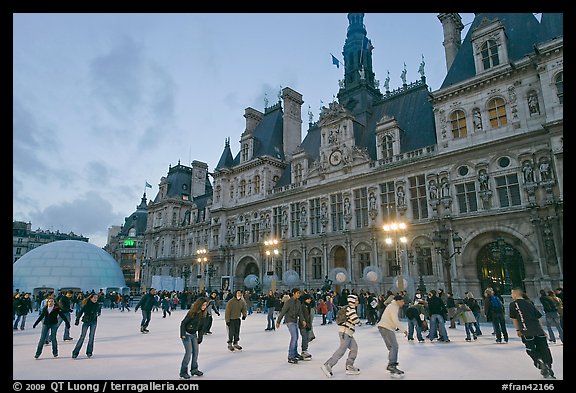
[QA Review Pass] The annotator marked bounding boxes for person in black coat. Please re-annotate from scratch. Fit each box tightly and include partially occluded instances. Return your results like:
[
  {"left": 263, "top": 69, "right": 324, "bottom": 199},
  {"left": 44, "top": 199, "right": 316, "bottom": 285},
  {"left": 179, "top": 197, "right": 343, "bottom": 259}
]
[
  {"left": 179, "top": 297, "right": 208, "bottom": 379},
  {"left": 14, "top": 292, "right": 33, "bottom": 330},
  {"left": 33, "top": 298, "right": 70, "bottom": 359},
  {"left": 135, "top": 288, "right": 157, "bottom": 333},
  {"left": 72, "top": 293, "right": 100, "bottom": 359}
]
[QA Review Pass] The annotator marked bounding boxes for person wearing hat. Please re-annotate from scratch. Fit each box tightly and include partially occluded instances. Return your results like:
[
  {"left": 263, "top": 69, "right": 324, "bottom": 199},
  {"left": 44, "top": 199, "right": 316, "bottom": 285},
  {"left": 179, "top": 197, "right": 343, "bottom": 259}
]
[
  {"left": 378, "top": 294, "right": 408, "bottom": 375},
  {"left": 321, "top": 294, "right": 361, "bottom": 378}
]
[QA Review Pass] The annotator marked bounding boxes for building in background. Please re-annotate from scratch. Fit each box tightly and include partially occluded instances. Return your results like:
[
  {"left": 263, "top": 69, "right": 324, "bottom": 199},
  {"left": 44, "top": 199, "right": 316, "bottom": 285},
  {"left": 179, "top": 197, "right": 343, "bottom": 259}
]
[
  {"left": 13, "top": 220, "right": 88, "bottom": 263},
  {"left": 105, "top": 193, "right": 149, "bottom": 294},
  {"left": 124, "top": 13, "right": 562, "bottom": 301}
]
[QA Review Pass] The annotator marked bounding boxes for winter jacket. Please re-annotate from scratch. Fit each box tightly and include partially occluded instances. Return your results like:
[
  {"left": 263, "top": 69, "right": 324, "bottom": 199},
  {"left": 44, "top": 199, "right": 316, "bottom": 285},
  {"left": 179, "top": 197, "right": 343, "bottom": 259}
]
[
  {"left": 180, "top": 311, "right": 207, "bottom": 337},
  {"left": 76, "top": 300, "right": 100, "bottom": 324},
  {"left": 135, "top": 293, "right": 156, "bottom": 312},
  {"left": 277, "top": 297, "right": 305, "bottom": 324},
  {"left": 33, "top": 305, "right": 70, "bottom": 328}
]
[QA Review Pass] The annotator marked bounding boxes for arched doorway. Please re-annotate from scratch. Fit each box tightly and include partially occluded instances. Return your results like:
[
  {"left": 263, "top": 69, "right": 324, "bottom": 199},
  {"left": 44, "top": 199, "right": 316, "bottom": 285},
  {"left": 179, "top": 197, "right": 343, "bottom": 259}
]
[{"left": 477, "top": 238, "right": 525, "bottom": 295}]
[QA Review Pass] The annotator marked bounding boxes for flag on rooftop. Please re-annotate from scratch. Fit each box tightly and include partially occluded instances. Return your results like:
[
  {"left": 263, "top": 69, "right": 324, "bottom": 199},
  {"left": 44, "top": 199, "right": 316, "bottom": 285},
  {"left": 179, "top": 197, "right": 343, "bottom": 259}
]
[{"left": 331, "top": 54, "right": 340, "bottom": 68}]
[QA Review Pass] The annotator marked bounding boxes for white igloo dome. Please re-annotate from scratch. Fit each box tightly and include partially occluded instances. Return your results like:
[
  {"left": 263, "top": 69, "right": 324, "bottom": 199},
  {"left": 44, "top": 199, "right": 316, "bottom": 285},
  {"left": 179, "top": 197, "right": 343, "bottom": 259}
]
[{"left": 13, "top": 240, "right": 126, "bottom": 294}]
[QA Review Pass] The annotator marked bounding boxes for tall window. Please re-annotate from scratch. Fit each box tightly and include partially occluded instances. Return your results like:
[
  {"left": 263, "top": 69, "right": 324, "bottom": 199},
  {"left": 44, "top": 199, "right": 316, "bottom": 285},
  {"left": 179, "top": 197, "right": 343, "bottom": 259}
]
[
  {"left": 241, "top": 143, "right": 249, "bottom": 161},
  {"left": 272, "top": 206, "right": 282, "bottom": 238},
  {"left": 293, "top": 258, "right": 302, "bottom": 278},
  {"left": 354, "top": 187, "right": 369, "bottom": 228},
  {"left": 239, "top": 180, "right": 246, "bottom": 197},
  {"left": 251, "top": 223, "right": 260, "bottom": 244},
  {"left": 330, "top": 193, "right": 344, "bottom": 231},
  {"left": 254, "top": 175, "right": 261, "bottom": 194},
  {"left": 495, "top": 174, "right": 521, "bottom": 208},
  {"left": 418, "top": 247, "right": 433, "bottom": 276},
  {"left": 237, "top": 226, "right": 245, "bottom": 246},
  {"left": 555, "top": 71, "right": 563, "bottom": 104},
  {"left": 386, "top": 250, "right": 400, "bottom": 276},
  {"left": 409, "top": 175, "right": 428, "bottom": 219},
  {"left": 455, "top": 182, "right": 479, "bottom": 213},
  {"left": 450, "top": 110, "right": 467, "bottom": 138},
  {"left": 290, "top": 202, "right": 301, "bottom": 237},
  {"left": 481, "top": 39, "right": 500, "bottom": 70},
  {"left": 488, "top": 97, "right": 507, "bottom": 128},
  {"left": 358, "top": 252, "right": 370, "bottom": 280},
  {"left": 381, "top": 135, "right": 394, "bottom": 159},
  {"left": 312, "top": 256, "right": 322, "bottom": 280},
  {"left": 310, "top": 198, "right": 321, "bottom": 234},
  {"left": 294, "top": 163, "right": 303, "bottom": 184},
  {"left": 379, "top": 181, "right": 396, "bottom": 221}
]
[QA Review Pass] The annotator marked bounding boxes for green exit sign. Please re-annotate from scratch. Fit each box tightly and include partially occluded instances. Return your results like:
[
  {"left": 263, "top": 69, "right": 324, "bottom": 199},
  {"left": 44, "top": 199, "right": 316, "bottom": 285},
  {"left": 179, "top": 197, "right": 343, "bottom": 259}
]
[{"left": 124, "top": 239, "right": 136, "bottom": 247}]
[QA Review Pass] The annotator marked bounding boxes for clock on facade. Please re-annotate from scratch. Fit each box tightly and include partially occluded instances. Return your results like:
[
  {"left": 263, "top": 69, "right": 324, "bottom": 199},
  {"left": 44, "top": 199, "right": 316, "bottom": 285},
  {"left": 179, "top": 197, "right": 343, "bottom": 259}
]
[{"left": 329, "top": 150, "right": 343, "bottom": 166}]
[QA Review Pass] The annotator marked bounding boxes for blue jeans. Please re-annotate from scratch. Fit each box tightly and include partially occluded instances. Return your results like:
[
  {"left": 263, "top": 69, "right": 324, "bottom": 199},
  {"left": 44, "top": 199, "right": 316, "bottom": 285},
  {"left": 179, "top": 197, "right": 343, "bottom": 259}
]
[
  {"left": 286, "top": 322, "right": 300, "bottom": 358},
  {"left": 14, "top": 314, "right": 27, "bottom": 329},
  {"left": 407, "top": 318, "right": 424, "bottom": 340},
  {"left": 57, "top": 311, "right": 72, "bottom": 339},
  {"left": 180, "top": 333, "right": 199, "bottom": 373},
  {"left": 473, "top": 311, "right": 483, "bottom": 334},
  {"left": 491, "top": 313, "right": 508, "bottom": 341},
  {"left": 140, "top": 309, "right": 152, "bottom": 328},
  {"left": 267, "top": 308, "right": 275, "bottom": 329},
  {"left": 544, "top": 311, "right": 563, "bottom": 342},
  {"left": 429, "top": 314, "right": 449, "bottom": 341},
  {"left": 73, "top": 320, "right": 97, "bottom": 356},
  {"left": 35, "top": 324, "right": 58, "bottom": 357},
  {"left": 325, "top": 332, "right": 358, "bottom": 368}
]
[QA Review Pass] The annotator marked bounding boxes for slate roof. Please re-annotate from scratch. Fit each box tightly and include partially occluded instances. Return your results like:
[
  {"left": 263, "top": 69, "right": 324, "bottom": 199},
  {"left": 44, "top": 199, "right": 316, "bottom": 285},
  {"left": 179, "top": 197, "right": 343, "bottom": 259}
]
[
  {"left": 119, "top": 193, "right": 148, "bottom": 236},
  {"left": 441, "top": 13, "right": 541, "bottom": 89}
]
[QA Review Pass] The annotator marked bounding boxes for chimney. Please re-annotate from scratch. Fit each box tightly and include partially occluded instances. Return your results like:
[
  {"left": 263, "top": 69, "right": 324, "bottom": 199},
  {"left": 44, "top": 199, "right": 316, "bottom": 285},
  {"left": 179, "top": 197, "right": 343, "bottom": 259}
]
[
  {"left": 438, "top": 13, "right": 464, "bottom": 72},
  {"left": 243, "top": 107, "right": 263, "bottom": 136},
  {"left": 191, "top": 160, "right": 208, "bottom": 197},
  {"left": 281, "top": 87, "right": 303, "bottom": 161}
]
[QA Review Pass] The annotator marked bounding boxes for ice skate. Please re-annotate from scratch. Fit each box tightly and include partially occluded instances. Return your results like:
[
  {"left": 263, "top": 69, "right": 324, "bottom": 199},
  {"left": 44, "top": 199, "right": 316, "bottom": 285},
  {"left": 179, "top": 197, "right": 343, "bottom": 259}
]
[
  {"left": 387, "top": 363, "right": 405, "bottom": 378},
  {"left": 228, "top": 343, "right": 235, "bottom": 351},
  {"left": 301, "top": 351, "right": 312, "bottom": 360},
  {"left": 321, "top": 364, "right": 333, "bottom": 378},
  {"left": 345, "top": 365, "right": 361, "bottom": 375},
  {"left": 233, "top": 343, "right": 242, "bottom": 350}
]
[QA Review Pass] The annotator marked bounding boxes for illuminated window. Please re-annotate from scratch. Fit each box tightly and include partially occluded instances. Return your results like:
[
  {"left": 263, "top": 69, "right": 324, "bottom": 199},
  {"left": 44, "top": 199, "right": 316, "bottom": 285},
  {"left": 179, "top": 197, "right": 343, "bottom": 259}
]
[
  {"left": 450, "top": 110, "right": 467, "bottom": 138},
  {"left": 487, "top": 97, "right": 507, "bottom": 128}
]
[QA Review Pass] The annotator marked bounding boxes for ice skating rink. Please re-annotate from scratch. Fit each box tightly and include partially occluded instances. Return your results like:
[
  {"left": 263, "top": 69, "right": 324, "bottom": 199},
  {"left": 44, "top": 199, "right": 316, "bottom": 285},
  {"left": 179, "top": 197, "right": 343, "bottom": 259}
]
[{"left": 13, "top": 307, "right": 563, "bottom": 381}]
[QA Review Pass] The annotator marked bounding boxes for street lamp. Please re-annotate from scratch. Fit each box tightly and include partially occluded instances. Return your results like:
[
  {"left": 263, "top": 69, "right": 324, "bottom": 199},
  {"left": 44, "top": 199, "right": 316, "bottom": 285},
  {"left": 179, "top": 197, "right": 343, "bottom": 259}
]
[
  {"left": 383, "top": 221, "right": 408, "bottom": 291},
  {"left": 196, "top": 248, "right": 208, "bottom": 294},
  {"left": 181, "top": 265, "right": 191, "bottom": 290},
  {"left": 263, "top": 239, "right": 280, "bottom": 292},
  {"left": 408, "top": 246, "right": 427, "bottom": 293},
  {"left": 204, "top": 264, "right": 217, "bottom": 292},
  {"left": 432, "top": 225, "right": 462, "bottom": 294}
]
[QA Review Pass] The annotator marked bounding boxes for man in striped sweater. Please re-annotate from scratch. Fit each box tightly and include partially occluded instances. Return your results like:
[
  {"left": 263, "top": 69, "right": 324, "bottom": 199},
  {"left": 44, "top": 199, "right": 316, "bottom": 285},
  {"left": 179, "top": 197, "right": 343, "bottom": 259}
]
[{"left": 321, "top": 294, "right": 361, "bottom": 378}]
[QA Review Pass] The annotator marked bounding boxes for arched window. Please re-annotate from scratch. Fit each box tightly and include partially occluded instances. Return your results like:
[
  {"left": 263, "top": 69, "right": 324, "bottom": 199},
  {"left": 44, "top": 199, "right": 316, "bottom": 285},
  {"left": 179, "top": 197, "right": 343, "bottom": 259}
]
[
  {"left": 450, "top": 110, "right": 468, "bottom": 138},
  {"left": 481, "top": 39, "right": 500, "bottom": 70},
  {"left": 487, "top": 97, "right": 507, "bottom": 128},
  {"left": 555, "top": 71, "right": 563, "bottom": 104}
]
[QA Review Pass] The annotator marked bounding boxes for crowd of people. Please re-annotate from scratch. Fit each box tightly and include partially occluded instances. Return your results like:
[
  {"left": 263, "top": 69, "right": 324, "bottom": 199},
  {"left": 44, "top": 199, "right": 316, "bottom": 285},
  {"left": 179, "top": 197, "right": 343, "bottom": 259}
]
[{"left": 13, "top": 284, "right": 563, "bottom": 380}]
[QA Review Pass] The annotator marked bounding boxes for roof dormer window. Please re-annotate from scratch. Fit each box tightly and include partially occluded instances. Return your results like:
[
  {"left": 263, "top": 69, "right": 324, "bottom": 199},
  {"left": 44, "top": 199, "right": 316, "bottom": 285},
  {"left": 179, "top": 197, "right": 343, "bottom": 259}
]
[{"left": 481, "top": 40, "right": 500, "bottom": 70}]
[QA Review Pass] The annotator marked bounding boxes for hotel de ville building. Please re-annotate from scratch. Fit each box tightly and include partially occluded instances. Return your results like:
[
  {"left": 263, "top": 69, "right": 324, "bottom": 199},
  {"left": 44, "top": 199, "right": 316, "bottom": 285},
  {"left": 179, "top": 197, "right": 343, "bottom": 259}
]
[{"left": 120, "top": 13, "right": 562, "bottom": 301}]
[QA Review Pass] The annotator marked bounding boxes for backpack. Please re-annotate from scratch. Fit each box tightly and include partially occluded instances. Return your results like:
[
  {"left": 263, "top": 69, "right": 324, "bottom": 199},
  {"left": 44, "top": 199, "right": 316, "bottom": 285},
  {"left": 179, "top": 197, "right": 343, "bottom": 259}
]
[
  {"left": 336, "top": 306, "right": 348, "bottom": 325},
  {"left": 490, "top": 296, "right": 503, "bottom": 312}
]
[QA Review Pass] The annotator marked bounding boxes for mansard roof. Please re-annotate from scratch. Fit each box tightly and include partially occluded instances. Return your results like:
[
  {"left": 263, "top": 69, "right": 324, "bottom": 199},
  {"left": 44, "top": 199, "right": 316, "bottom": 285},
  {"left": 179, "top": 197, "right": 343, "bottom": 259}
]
[
  {"left": 441, "top": 13, "right": 541, "bottom": 89},
  {"left": 295, "top": 81, "right": 435, "bottom": 165},
  {"left": 232, "top": 103, "right": 285, "bottom": 164},
  {"left": 164, "top": 162, "right": 193, "bottom": 199},
  {"left": 538, "top": 13, "right": 563, "bottom": 43},
  {"left": 119, "top": 193, "right": 148, "bottom": 237}
]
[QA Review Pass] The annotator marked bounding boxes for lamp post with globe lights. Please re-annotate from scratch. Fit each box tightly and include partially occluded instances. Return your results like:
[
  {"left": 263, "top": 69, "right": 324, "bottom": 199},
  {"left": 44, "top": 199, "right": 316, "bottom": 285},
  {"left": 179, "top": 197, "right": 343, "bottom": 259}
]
[
  {"left": 263, "top": 239, "right": 280, "bottom": 292},
  {"left": 383, "top": 221, "right": 408, "bottom": 292},
  {"left": 196, "top": 248, "right": 208, "bottom": 294}
]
